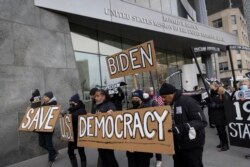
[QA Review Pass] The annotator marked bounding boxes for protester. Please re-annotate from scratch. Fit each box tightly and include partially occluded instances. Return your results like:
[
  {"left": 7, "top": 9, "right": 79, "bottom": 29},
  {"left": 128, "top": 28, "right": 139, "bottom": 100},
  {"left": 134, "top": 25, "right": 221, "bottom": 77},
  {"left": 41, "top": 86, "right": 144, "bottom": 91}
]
[
  {"left": 110, "top": 87, "right": 125, "bottom": 111},
  {"left": 159, "top": 83, "right": 207, "bottom": 167},
  {"left": 208, "top": 82, "right": 229, "bottom": 151},
  {"left": 143, "top": 89, "right": 162, "bottom": 167},
  {"left": 90, "top": 88, "right": 98, "bottom": 114},
  {"left": 67, "top": 94, "right": 87, "bottom": 167},
  {"left": 126, "top": 90, "right": 153, "bottom": 167},
  {"left": 39, "top": 91, "right": 59, "bottom": 167},
  {"left": 94, "top": 89, "right": 119, "bottom": 167}
]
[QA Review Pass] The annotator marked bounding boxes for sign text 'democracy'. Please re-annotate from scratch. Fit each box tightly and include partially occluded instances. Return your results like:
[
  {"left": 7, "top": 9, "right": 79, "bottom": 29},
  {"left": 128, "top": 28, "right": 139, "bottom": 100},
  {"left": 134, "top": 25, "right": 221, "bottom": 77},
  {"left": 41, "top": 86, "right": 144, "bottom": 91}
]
[{"left": 77, "top": 106, "right": 174, "bottom": 154}]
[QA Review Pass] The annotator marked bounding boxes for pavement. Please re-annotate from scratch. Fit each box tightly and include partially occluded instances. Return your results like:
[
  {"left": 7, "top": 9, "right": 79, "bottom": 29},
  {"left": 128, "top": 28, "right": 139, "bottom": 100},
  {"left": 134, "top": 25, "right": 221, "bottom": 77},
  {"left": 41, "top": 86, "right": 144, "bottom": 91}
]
[{"left": 8, "top": 126, "right": 250, "bottom": 167}]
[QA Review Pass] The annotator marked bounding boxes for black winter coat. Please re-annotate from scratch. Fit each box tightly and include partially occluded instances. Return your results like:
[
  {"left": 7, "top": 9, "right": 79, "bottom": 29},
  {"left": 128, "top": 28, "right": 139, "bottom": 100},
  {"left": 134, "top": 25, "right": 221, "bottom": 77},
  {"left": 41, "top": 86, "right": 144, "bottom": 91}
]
[
  {"left": 207, "top": 91, "right": 227, "bottom": 126},
  {"left": 172, "top": 91, "right": 207, "bottom": 150},
  {"left": 68, "top": 101, "right": 87, "bottom": 139},
  {"left": 42, "top": 97, "right": 57, "bottom": 106},
  {"left": 110, "top": 87, "right": 125, "bottom": 111},
  {"left": 95, "top": 100, "right": 116, "bottom": 113}
]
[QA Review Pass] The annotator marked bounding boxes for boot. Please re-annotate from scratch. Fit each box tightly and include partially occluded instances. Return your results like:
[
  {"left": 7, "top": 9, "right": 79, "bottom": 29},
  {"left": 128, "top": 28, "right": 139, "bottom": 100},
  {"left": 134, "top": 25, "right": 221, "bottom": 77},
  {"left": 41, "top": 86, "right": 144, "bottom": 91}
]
[
  {"left": 220, "top": 144, "right": 229, "bottom": 151},
  {"left": 81, "top": 161, "right": 87, "bottom": 167},
  {"left": 216, "top": 141, "right": 222, "bottom": 148},
  {"left": 216, "top": 144, "right": 222, "bottom": 148},
  {"left": 70, "top": 157, "right": 78, "bottom": 167}
]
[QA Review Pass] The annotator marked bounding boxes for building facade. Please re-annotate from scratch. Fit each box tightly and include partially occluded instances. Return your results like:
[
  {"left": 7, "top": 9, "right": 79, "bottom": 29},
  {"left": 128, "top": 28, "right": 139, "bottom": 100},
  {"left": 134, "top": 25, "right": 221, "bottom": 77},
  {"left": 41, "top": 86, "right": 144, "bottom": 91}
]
[
  {"left": 0, "top": 0, "right": 238, "bottom": 166},
  {"left": 208, "top": 8, "right": 250, "bottom": 85},
  {"left": 243, "top": 0, "right": 250, "bottom": 42}
]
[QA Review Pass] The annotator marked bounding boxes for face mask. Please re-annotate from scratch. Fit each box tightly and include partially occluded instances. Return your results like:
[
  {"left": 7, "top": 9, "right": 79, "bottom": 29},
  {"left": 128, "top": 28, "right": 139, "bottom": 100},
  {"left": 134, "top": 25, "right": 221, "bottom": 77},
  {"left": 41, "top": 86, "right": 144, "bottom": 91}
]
[
  {"left": 240, "top": 85, "right": 248, "bottom": 91},
  {"left": 132, "top": 101, "right": 140, "bottom": 108}
]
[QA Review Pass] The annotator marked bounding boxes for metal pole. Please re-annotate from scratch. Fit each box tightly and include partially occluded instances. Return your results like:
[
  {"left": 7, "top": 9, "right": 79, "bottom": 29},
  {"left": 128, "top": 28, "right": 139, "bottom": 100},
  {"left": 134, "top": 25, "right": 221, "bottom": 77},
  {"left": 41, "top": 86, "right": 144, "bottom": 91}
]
[
  {"left": 149, "top": 71, "right": 156, "bottom": 94},
  {"left": 227, "top": 46, "right": 237, "bottom": 90},
  {"left": 191, "top": 48, "right": 211, "bottom": 98}
]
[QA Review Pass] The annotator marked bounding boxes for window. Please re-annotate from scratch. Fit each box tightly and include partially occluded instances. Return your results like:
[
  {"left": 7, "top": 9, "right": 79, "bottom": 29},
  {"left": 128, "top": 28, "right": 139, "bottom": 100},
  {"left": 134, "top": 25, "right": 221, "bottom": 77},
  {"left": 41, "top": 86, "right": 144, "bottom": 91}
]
[
  {"left": 212, "top": 19, "right": 223, "bottom": 28},
  {"left": 219, "top": 62, "right": 229, "bottom": 71},
  {"left": 71, "top": 30, "right": 98, "bottom": 54},
  {"left": 99, "top": 32, "right": 122, "bottom": 55},
  {"left": 237, "top": 60, "right": 242, "bottom": 69},
  {"left": 236, "top": 49, "right": 241, "bottom": 54},
  {"left": 231, "top": 15, "right": 237, "bottom": 24}
]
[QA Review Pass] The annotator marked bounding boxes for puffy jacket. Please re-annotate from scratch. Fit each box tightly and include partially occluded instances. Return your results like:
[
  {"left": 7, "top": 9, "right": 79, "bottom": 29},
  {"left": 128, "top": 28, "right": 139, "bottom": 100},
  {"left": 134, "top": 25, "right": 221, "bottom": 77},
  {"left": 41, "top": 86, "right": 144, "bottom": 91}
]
[{"left": 172, "top": 91, "right": 207, "bottom": 150}]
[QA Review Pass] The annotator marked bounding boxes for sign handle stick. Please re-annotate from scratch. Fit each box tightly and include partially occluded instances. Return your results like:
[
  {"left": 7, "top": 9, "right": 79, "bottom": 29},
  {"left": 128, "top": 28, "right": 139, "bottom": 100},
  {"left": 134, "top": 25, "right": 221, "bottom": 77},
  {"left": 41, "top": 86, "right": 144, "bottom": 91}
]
[
  {"left": 226, "top": 46, "right": 237, "bottom": 90},
  {"left": 149, "top": 71, "right": 156, "bottom": 94},
  {"left": 191, "top": 48, "right": 211, "bottom": 99},
  {"left": 133, "top": 74, "right": 138, "bottom": 90}
]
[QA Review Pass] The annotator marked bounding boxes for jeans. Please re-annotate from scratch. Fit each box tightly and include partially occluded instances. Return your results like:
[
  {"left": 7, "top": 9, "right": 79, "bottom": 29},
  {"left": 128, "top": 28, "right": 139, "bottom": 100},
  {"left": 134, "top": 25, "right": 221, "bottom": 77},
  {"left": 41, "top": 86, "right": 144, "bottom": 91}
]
[
  {"left": 173, "top": 147, "right": 204, "bottom": 167},
  {"left": 68, "top": 141, "right": 86, "bottom": 162},
  {"left": 98, "top": 149, "right": 119, "bottom": 167},
  {"left": 155, "top": 154, "right": 162, "bottom": 161},
  {"left": 216, "top": 125, "right": 228, "bottom": 145},
  {"left": 38, "top": 132, "right": 56, "bottom": 161},
  {"left": 127, "top": 152, "right": 151, "bottom": 167}
]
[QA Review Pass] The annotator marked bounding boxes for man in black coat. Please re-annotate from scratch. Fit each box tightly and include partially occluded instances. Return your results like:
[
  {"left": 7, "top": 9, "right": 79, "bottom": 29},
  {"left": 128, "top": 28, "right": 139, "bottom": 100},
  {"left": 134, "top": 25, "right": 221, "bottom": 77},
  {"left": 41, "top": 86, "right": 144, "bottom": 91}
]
[
  {"left": 126, "top": 90, "right": 153, "bottom": 167},
  {"left": 68, "top": 93, "right": 87, "bottom": 167},
  {"left": 94, "top": 89, "right": 119, "bottom": 167},
  {"left": 159, "top": 83, "right": 207, "bottom": 167},
  {"left": 39, "top": 91, "right": 59, "bottom": 167}
]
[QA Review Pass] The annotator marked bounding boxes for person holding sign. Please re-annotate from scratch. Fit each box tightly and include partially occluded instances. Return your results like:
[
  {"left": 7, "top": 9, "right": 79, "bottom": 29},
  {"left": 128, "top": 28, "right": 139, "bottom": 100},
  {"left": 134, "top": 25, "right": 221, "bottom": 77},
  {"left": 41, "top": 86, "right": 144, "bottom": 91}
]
[
  {"left": 126, "top": 90, "right": 153, "bottom": 167},
  {"left": 67, "top": 94, "right": 87, "bottom": 167},
  {"left": 208, "top": 83, "right": 229, "bottom": 151},
  {"left": 94, "top": 89, "right": 119, "bottom": 167},
  {"left": 39, "top": 91, "right": 59, "bottom": 167},
  {"left": 159, "top": 83, "right": 207, "bottom": 167}
]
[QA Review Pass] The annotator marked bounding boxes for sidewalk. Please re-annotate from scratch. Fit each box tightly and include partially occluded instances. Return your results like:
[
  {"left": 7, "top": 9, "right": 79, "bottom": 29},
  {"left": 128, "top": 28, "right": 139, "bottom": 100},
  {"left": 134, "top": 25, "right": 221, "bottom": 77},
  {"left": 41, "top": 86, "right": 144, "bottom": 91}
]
[{"left": 8, "top": 127, "right": 250, "bottom": 167}]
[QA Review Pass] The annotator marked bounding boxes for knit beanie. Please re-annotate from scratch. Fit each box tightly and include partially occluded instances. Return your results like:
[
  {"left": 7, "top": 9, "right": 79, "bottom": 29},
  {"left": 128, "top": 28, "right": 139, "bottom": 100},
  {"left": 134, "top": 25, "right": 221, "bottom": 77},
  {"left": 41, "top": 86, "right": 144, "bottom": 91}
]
[
  {"left": 44, "top": 91, "right": 54, "bottom": 99},
  {"left": 159, "top": 83, "right": 177, "bottom": 95}
]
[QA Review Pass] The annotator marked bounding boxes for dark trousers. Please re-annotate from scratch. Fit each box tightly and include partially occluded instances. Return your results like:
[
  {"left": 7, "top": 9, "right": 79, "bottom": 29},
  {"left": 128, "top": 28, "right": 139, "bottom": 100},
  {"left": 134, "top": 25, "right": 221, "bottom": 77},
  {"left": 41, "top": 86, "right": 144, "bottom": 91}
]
[
  {"left": 173, "top": 147, "right": 204, "bottom": 167},
  {"left": 68, "top": 141, "right": 86, "bottom": 162},
  {"left": 38, "top": 132, "right": 56, "bottom": 161},
  {"left": 155, "top": 154, "right": 162, "bottom": 161},
  {"left": 216, "top": 125, "right": 228, "bottom": 145},
  {"left": 98, "top": 149, "right": 119, "bottom": 167},
  {"left": 127, "top": 152, "right": 151, "bottom": 167}
]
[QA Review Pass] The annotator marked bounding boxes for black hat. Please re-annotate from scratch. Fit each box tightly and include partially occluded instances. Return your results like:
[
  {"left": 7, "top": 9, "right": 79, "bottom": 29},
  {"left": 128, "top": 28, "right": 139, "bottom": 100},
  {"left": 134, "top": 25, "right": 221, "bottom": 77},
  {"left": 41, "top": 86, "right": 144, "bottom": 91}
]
[
  {"left": 30, "top": 89, "right": 41, "bottom": 103},
  {"left": 44, "top": 91, "right": 54, "bottom": 99},
  {"left": 132, "top": 90, "right": 144, "bottom": 100},
  {"left": 159, "top": 83, "right": 177, "bottom": 95},
  {"left": 69, "top": 93, "right": 80, "bottom": 103}
]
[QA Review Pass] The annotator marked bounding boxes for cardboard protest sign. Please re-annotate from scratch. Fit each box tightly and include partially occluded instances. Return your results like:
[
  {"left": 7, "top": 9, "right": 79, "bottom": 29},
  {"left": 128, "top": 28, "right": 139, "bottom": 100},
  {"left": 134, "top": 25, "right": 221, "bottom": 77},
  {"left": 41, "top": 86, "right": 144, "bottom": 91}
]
[
  {"left": 59, "top": 114, "right": 74, "bottom": 142},
  {"left": 19, "top": 105, "right": 61, "bottom": 132},
  {"left": 224, "top": 97, "right": 250, "bottom": 148},
  {"left": 77, "top": 106, "right": 174, "bottom": 155},
  {"left": 106, "top": 41, "right": 156, "bottom": 79}
]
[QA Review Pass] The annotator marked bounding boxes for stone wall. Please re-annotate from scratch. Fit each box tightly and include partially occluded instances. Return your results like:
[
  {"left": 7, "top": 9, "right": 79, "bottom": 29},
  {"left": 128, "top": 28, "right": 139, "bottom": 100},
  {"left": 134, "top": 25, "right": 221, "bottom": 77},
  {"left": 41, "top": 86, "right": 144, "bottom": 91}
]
[{"left": 0, "top": 0, "right": 82, "bottom": 166}]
